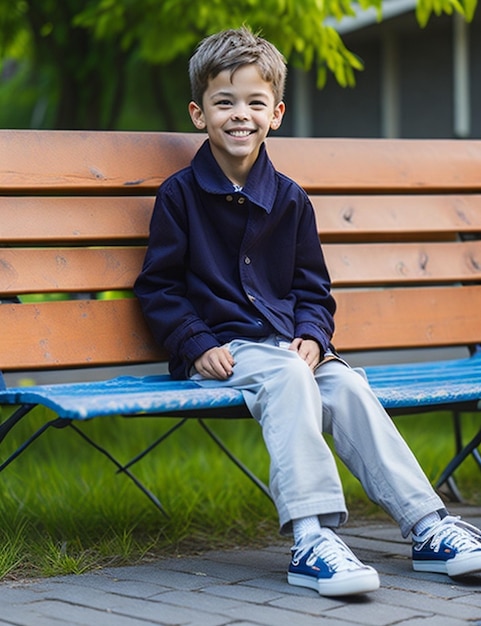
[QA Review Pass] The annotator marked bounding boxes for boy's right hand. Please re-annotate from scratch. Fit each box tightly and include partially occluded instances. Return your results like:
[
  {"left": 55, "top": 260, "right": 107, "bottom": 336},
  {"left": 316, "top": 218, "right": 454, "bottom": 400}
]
[{"left": 194, "top": 346, "right": 235, "bottom": 380}]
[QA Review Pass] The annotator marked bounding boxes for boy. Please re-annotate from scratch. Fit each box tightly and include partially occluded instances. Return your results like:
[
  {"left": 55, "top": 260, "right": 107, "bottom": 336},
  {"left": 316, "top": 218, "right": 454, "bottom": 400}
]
[{"left": 135, "top": 27, "right": 481, "bottom": 597}]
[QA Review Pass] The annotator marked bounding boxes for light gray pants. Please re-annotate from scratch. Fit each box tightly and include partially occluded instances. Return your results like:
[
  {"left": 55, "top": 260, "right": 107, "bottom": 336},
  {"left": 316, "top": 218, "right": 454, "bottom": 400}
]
[{"left": 192, "top": 336, "right": 445, "bottom": 537}]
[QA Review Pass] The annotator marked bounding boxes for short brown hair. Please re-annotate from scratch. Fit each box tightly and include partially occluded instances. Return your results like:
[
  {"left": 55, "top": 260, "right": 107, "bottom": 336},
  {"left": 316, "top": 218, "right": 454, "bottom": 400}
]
[{"left": 189, "top": 27, "right": 287, "bottom": 106}]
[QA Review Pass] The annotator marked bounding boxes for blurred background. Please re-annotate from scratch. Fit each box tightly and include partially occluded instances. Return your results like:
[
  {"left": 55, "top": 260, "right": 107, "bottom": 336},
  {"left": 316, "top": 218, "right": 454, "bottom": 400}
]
[{"left": 0, "top": 0, "right": 479, "bottom": 138}]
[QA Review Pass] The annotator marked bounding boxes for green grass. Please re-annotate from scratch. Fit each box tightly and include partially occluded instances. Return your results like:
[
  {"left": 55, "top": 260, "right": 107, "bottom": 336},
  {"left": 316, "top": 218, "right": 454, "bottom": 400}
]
[{"left": 0, "top": 405, "right": 480, "bottom": 581}]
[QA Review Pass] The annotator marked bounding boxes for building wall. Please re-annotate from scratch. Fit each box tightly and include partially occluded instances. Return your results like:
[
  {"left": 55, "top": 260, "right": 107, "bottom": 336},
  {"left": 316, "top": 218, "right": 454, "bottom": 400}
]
[
  {"left": 399, "top": 18, "right": 453, "bottom": 138},
  {"left": 281, "top": 8, "right": 480, "bottom": 139},
  {"left": 471, "top": 14, "right": 481, "bottom": 137}
]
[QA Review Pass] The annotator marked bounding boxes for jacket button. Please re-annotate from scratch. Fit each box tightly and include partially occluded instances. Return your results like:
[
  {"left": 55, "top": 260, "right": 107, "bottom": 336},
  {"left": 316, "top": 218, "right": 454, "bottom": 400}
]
[
  {"left": 244, "top": 256, "right": 251, "bottom": 264},
  {"left": 237, "top": 196, "right": 245, "bottom": 204},
  {"left": 226, "top": 195, "right": 233, "bottom": 202}
]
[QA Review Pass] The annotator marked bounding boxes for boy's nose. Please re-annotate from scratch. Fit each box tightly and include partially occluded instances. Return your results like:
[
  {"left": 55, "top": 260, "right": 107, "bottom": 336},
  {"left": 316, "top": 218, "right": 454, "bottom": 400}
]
[{"left": 231, "top": 105, "right": 249, "bottom": 120}]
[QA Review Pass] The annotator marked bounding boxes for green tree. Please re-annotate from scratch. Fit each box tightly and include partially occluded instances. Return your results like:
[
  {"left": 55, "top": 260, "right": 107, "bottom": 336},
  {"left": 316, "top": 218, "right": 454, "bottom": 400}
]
[
  {"left": 0, "top": 0, "right": 477, "bottom": 130},
  {"left": 0, "top": 0, "right": 130, "bottom": 129},
  {"left": 74, "top": 0, "right": 477, "bottom": 88}
]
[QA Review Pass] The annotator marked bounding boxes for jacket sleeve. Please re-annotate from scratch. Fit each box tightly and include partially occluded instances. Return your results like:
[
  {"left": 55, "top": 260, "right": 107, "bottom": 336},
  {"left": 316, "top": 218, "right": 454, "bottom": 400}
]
[
  {"left": 134, "top": 181, "right": 220, "bottom": 375},
  {"left": 292, "top": 194, "right": 336, "bottom": 354}
]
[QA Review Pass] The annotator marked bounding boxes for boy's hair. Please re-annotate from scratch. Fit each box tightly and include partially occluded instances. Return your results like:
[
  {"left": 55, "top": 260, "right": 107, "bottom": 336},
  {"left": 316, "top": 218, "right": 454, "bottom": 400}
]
[{"left": 189, "top": 27, "right": 287, "bottom": 106}]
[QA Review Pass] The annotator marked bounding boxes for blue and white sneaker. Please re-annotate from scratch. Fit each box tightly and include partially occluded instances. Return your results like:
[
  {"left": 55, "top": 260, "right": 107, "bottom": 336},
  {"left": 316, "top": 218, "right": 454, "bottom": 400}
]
[
  {"left": 413, "top": 515, "right": 481, "bottom": 577},
  {"left": 287, "top": 529, "right": 380, "bottom": 597}
]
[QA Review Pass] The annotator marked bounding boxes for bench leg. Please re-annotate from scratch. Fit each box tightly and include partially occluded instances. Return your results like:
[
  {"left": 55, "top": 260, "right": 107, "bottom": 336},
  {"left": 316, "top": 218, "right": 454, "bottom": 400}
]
[
  {"left": 197, "top": 419, "right": 272, "bottom": 501},
  {"left": 440, "top": 411, "right": 466, "bottom": 502},
  {"left": 435, "top": 413, "right": 481, "bottom": 500},
  {"left": 472, "top": 448, "right": 481, "bottom": 470},
  {"left": 117, "top": 417, "right": 272, "bottom": 504},
  {"left": 0, "top": 414, "right": 63, "bottom": 472},
  {"left": 441, "top": 476, "right": 465, "bottom": 503},
  {"left": 116, "top": 417, "right": 189, "bottom": 473},
  {"left": 68, "top": 423, "right": 169, "bottom": 518},
  {"left": 452, "top": 410, "right": 481, "bottom": 472},
  {"left": 0, "top": 404, "right": 37, "bottom": 444}
]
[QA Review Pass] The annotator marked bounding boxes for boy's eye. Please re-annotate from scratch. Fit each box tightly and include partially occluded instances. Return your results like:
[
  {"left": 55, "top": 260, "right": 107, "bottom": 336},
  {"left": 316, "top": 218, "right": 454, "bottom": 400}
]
[
  {"left": 215, "top": 99, "right": 232, "bottom": 106},
  {"left": 251, "top": 100, "right": 267, "bottom": 108}
]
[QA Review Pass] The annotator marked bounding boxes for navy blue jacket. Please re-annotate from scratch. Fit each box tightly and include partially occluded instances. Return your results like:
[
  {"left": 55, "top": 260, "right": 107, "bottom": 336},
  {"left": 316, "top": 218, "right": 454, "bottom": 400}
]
[{"left": 134, "top": 140, "right": 336, "bottom": 379}]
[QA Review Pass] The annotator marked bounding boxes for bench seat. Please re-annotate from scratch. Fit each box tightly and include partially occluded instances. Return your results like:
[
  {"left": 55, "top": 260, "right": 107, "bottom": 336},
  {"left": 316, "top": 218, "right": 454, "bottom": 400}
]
[
  {"left": 2, "top": 350, "right": 480, "bottom": 421},
  {"left": 1, "top": 349, "right": 480, "bottom": 508},
  {"left": 0, "top": 376, "right": 247, "bottom": 420},
  {"left": 365, "top": 349, "right": 481, "bottom": 413}
]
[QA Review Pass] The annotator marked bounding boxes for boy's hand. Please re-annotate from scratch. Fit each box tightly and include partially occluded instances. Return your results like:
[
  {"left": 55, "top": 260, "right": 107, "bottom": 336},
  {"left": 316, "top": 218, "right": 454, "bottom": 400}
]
[
  {"left": 289, "top": 337, "right": 321, "bottom": 371},
  {"left": 194, "top": 346, "right": 235, "bottom": 380}
]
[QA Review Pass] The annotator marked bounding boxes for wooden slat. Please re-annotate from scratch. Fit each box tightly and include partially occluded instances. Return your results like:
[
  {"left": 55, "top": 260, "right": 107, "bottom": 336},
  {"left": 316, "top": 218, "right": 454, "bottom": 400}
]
[
  {"left": 313, "top": 195, "right": 481, "bottom": 242},
  {"left": 0, "top": 299, "right": 165, "bottom": 370},
  {"left": 0, "top": 248, "right": 145, "bottom": 295},
  {"left": 0, "top": 131, "right": 204, "bottom": 194},
  {"left": 0, "top": 197, "right": 152, "bottom": 243},
  {"left": 269, "top": 138, "right": 481, "bottom": 193},
  {"left": 0, "top": 286, "right": 479, "bottom": 370},
  {"left": 333, "top": 285, "right": 481, "bottom": 352},
  {"left": 325, "top": 241, "right": 481, "bottom": 286},
  {"left": 3, "top": 131, "right": 481, "bottom": 194},
  {"left": 3, "top": 194, "right": 480, "bottom": 245},
  {"left": 4, "top": 241, "right": 479, "bottom": 295},
  {"left": 2, "top": 241, "right": 480, "bottom": 295}
]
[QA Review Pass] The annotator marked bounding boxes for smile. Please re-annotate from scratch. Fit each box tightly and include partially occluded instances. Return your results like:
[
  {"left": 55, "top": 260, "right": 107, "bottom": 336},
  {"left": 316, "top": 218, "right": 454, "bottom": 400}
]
[{"left": 227, "top": 130, "right": 254, "bottom": 137}]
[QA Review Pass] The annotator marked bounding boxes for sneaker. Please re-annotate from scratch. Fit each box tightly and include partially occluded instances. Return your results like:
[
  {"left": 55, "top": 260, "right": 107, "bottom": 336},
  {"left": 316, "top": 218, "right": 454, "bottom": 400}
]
[
  {"left": 412, "top": 515, "right": 481, "bottom": 577},
  {"left": 287, "top": 529, "right": 380, "bottom": 596}
]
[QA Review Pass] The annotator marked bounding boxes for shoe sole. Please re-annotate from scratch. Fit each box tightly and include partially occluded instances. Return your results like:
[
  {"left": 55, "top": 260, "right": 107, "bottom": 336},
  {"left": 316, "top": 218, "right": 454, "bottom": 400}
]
[
  {"left": 414, "top": 555, "right": 481, "bottom": 578},
  {"left": 287, "top": 570, "right": 380, "bottom": 597}
]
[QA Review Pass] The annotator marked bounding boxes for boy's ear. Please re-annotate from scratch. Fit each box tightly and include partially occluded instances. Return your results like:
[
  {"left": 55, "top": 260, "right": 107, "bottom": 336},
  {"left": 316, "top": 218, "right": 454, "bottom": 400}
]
[
  {"left": 189, "top": 101, "right": 206, "bottom": 130},
  {"left": 270, "top": 101, "right": 286, "bottom": 131}
]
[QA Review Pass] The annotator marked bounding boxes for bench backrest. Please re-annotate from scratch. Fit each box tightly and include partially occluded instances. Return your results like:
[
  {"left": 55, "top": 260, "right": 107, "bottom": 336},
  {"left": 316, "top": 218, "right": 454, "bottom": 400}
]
[{"left": 1, "top": 130, "right": 481, "bottom": 372}]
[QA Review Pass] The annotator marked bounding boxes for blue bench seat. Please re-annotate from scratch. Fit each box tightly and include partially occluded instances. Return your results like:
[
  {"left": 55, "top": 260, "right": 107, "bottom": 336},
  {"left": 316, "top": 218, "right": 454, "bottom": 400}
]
[{"left": 1, "top": 350, "right": 480, "bottom": 512}]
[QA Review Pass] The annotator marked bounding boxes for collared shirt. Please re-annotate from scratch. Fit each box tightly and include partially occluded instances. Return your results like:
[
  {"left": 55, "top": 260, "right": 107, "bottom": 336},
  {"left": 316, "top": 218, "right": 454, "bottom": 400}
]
[{"left": 134, "top": 140, "right": 336, "bottom": 379}]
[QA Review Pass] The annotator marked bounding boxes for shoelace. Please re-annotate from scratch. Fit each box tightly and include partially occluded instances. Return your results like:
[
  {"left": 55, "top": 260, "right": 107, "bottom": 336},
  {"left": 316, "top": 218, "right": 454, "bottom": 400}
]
[
  {"left": 296, "top": 529, "right": 363, "bottom": 572},
  {"left": 416, "top": 515, "right": 481, "bottom": 554}
]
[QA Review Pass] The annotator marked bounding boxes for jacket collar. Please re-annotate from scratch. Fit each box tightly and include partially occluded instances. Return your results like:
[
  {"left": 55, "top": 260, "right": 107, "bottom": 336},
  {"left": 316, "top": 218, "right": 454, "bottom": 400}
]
[{"left": 191, "top": 140, "right": 277, "bottom": 213}]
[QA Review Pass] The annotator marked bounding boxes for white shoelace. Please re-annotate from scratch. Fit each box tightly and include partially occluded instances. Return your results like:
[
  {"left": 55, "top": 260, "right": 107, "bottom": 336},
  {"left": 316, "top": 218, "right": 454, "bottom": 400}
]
[
  {"left": 414, "top": 515, "right": 481, "bottom": 553},
  {"left": 295, "top": 529, "right": 365, "bottom": 572}
]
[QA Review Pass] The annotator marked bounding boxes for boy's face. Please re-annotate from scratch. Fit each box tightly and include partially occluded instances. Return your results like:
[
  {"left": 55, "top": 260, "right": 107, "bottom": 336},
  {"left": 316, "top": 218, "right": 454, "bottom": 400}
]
[{"left": 189, "top": 64, "right": 285, "bottom": 179}]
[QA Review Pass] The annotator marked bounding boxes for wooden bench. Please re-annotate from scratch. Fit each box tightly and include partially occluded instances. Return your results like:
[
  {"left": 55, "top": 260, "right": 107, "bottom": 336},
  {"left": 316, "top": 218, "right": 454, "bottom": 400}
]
[{"left": 1, "top": 130, "right": 481, "bottom": 512}]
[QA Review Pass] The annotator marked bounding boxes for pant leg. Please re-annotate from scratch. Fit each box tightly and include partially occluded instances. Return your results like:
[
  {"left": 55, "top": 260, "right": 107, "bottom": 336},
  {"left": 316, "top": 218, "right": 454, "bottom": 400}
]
[
  {"left": 192, "top": 337, "right": 348, "bottom": 533},
  {"left": 315, "top": 359, "right": 446, "bottom": 537}
]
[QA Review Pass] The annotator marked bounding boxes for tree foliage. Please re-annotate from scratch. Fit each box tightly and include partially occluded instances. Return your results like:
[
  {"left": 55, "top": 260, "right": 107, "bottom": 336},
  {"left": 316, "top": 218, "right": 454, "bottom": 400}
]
[
  {"left": 74, "top": 0, "right": 476, "bottom": 88},
  {"left": 416, "top": 0, "right": 477, "bottom": 25},
  {"left": 0, "top": 0, "right": 129, "bottom": 128},
  {"left": 0, "top": 0, "right": 477, "bottom": 129}
]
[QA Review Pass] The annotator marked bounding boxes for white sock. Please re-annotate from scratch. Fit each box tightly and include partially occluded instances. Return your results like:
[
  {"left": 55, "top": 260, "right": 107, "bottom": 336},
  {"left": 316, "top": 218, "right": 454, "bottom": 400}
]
[
  {"left": 293, "top": 515, "right": 322, "bottom": 545},
  {"left": 413, "top": 512, "right": 441, "bottom": 537}
]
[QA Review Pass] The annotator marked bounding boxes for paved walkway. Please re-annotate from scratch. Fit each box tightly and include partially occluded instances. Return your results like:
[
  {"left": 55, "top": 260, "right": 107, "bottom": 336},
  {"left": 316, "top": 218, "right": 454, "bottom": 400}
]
[{"left": 2, "top": 504, "right": 481, "bottom": 626}]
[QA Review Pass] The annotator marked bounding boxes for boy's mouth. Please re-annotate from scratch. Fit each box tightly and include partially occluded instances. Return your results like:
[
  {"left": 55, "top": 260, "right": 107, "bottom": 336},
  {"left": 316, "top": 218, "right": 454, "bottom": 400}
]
[{"left": 227, "top": 129, "right": 255, "bottom": 137}]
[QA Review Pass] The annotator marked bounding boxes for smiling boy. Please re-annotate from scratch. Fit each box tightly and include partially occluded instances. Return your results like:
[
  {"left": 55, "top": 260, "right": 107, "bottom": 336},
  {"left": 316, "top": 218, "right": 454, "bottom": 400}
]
[
  {"left": 189, "top": 63, "right": 284, "bottom": 189},
  {"left": 135, "top": 27, "right": 481, "bottom": 597}
]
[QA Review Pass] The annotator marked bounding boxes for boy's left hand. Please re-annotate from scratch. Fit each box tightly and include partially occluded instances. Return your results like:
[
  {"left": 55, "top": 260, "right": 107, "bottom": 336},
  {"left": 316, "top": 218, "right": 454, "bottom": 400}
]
[{"left": 289, "top": 338, "right": 321, "bottom": 371}]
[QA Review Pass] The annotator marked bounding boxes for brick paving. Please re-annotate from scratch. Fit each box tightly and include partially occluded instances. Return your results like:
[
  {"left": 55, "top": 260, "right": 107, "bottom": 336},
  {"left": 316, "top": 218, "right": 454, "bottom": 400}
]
[{"left": 1, "top": 504, "right": 481, "bottom": 625}]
